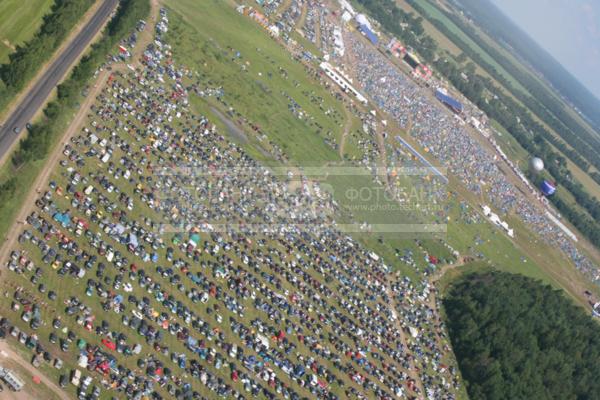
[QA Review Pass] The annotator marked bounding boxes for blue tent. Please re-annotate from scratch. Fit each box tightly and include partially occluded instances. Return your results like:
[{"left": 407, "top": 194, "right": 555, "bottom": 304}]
[
  {"left": 53, "top": 212, "right": 71, "bottom": 227},
  {"left": 358, "top": 24, "right": 378, "bottom": 45},
  {"left": 435, "top": 89, "right": 463, "bottom": 113},
  {"left": 294, "top": 364, "right": 305, "bottom": 378},
  {"left": 129, "top": 234, "right": 139, "bottom": 248},
  {"left": 187, "top": 336, "right": 198, "bottom": 348}
]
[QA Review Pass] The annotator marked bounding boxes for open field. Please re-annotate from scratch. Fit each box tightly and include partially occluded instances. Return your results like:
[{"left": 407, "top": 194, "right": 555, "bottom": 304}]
[
  {"left": 0, "top": 2, "right": 466, "bottom": 399},
  {"left": 0, "top": 1, "right": 598, "bottom": 399},
  {"left": 392, "top": 0, "right": 461, "bottom": 56},
  {"left": 0, "top": 0, "right": 54, "bottom": 63}
]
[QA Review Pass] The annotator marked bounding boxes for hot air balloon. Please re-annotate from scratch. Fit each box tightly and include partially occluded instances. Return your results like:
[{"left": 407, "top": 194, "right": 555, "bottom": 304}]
[
  {"left": 540, "top": 180, "right": 556, "bottom": 196},
  {"left": 529, "top": 157, "right": 544, "bottom": 173}
]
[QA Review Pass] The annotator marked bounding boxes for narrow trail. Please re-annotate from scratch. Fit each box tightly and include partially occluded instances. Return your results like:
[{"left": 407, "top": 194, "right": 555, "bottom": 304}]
[
  {"left": 384, "top": 257, "right": 466, "bottom": 400},
  {"left": 338, "top": 104, "right": 353, "bottom": 158},
  {"left": 276, "top": 0, "right": 293, "bottom": 15},
  {"left": 297, "top": 2, "right": 308, "bottom": 30},
  {"left": 373, "top": 123, "right": 391, "bottom": 188},
  {"left": 314, "top": 13, "right": 322, "bottom": 49},
  {"left": 0, "top": 0, "right": 161, "bottom": 274}
]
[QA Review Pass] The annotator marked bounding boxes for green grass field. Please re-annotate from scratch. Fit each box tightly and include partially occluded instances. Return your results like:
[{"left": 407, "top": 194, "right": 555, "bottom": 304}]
[
  {"left": 163, "top": 0, "right": 453, "bottom": 278},
  {"left": 0, "top": 0, "right": 54, "bottom": 63},
  {"left": 165, "top": 0, "right": 344, "bottom": 164},
  {"left": 0, "top": 2, "right": 597, "bottom": 398}
]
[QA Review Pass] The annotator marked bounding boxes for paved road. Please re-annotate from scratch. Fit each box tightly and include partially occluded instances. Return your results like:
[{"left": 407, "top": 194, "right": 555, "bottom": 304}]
[{"left": 0, "top": 0, "right": 119, "bottom": 160}]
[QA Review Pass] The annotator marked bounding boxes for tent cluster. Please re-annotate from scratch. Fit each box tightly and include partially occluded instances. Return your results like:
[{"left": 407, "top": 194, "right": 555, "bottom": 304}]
[{"left": 2, "top": 5, "right": 464, "bottom": 400}]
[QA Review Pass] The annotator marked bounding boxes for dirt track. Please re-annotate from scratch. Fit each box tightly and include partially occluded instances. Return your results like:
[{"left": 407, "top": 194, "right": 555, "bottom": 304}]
[
  {"left": 0, "top": 2, "right": 160, "bottom": 397},
  {"left": 0, "top": 68, "right": 110, "bottom": 275},
  {"left": 0, "top": 341, "right": 65, "bottom": 400}
]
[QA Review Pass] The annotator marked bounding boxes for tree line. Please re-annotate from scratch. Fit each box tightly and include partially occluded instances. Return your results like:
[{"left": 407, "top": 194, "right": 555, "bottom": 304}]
[
  {"left": 434, "top": 57, "right": 600, "bottom": 246},
  {"left": 431, "top": 2, "right": 600, "bottom": 169},
  {"left": 406, "top": 0, "right": 600, "bottom": 175},
  {"left": 0, "top": 0, "right": 150, "bottom": 215},
  {"left": 355, "top": 0, "right": 600, "bottom": 246},
  {"left": 13, "top": 0, "right": 150, "bottom": 166},
  {"left": 444, "top": 271, "right": 600, "bottom": 400},
  {"left": 354, "top": 0, "right": 438, "bottom": 62},
  {"left": 454, "top": 0, "right": 600, "bottom": 132},
  {"left": 0, "top": 0, "right": 95, "bottom": 112}
]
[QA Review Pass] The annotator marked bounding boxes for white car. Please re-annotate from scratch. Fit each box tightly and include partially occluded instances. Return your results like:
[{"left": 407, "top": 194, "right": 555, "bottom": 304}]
[{"left": 123, "top": 283, "right": 133, "bottom": 292}]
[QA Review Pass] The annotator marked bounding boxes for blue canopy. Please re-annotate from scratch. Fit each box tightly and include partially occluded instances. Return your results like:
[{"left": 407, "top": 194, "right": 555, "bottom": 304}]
[
  {"left": 53, "top": 212, "right": 71, "bottom": 227},
  {"left": 358, "top": 24, "right": 378, "bottom": 45},
  {"left": 435, "top": 89, "right": 463, "bottom": 113}
]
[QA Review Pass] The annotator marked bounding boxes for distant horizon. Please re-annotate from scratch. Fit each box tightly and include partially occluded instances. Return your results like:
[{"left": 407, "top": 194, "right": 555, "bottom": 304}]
[{"left": 490, "top": 0, "right": 600, "bottom": 103}]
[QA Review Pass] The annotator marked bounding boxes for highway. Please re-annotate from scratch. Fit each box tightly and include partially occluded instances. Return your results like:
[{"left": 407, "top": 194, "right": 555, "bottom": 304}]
[{"left": 0, "top": 0, "right": 119, "bottom": 160}]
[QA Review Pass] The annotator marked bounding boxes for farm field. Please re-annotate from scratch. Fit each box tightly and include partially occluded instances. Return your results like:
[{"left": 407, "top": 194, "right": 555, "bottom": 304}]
[
  {"left": 390, "top": 0, "right": 600, "bottom": 262},
  {"left": 0, "top": 0, "right": 54, "bottom": 63},
  {"left": 407, "top": 0, "right": 529, "bottom": 94}
]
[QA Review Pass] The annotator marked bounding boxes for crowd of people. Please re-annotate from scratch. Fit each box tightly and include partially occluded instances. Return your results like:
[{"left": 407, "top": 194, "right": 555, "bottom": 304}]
[
  {"left": 344, "top": 33, "right": 600, "bottom": 285},
  {"left": 3, "top": 8, "right": 463, "bottom": 400}
]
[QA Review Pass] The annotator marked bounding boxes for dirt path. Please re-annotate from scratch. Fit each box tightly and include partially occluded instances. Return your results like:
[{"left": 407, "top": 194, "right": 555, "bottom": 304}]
[
  {"left": 338, "top": 104, "right": 353, "bottom": 158},
  {"left": 0, "top": 341, "right": 67, "bottom": 400},
  {"left": 314, "top": 13, "right": 322, "bottom": 49},
  {"left": 430, "top": 256, "right": 466, "bottom": 285},
  {"left": 0, "top": 0, "right": 161, "bottom": 274},
  {"left": 0, "top": 67, "right": 110, "bottom": 272},
  {"left": 276, "top": 0, "right": 293, "bottom": 15},
  {"left": 381, "top": 257, "right": 467, "bottom": 399},
  {"left": 1, "top": 39, "right": 16, "bottom": 52},
  {"left": 297, "top": 2, "right": 308, "bottom": 29}
]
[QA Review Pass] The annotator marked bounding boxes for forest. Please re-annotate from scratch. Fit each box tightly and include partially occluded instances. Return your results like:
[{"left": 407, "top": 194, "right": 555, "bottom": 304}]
[
  {"left": 444, "top": 271, "right": 600, "bottom": 400},
  {"left": 0, "top": 0, "right": 95, "bottom": 112},
  {"left": 12, "top": 0, "right": 150, "bottom": 167},
  {"left": 453, "top": 0, "right": 600, "bottom": 132}
]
